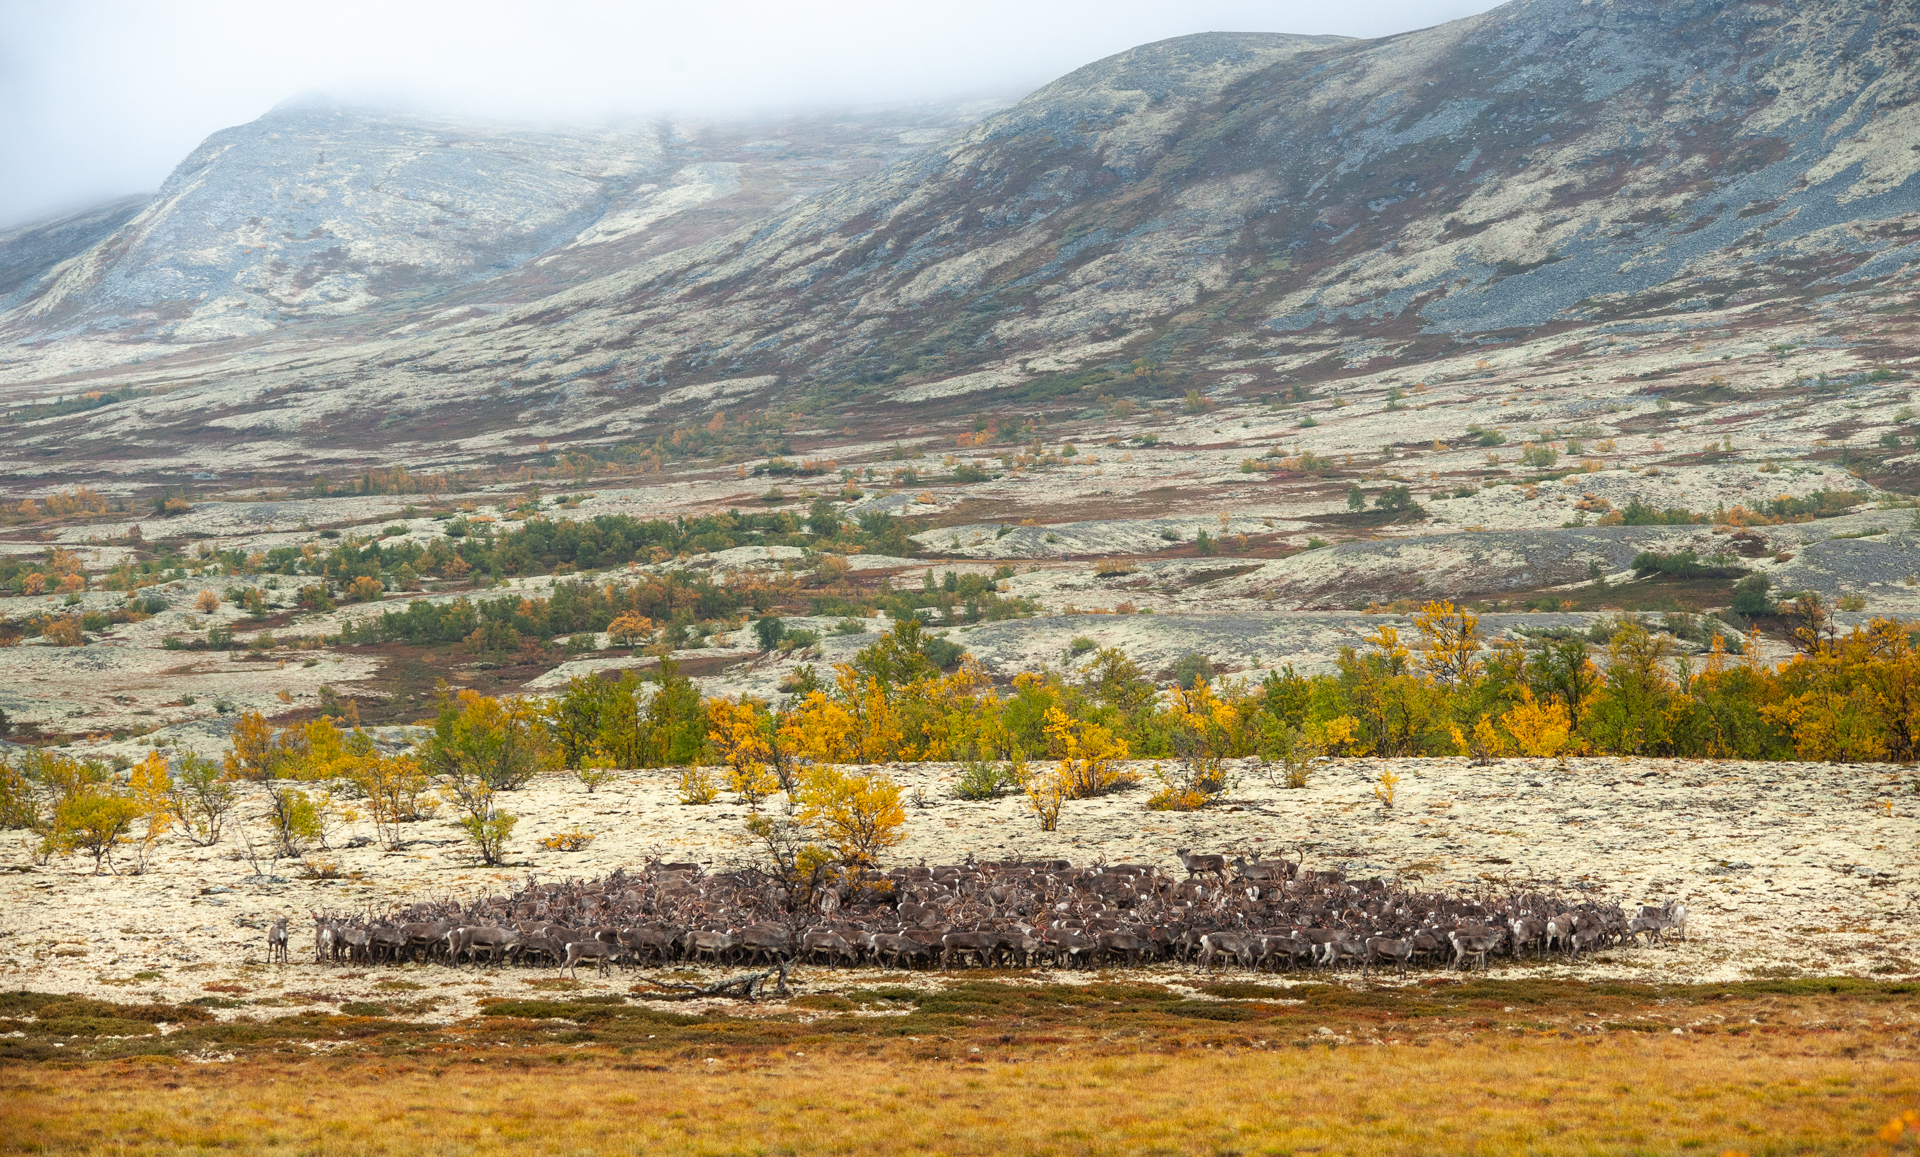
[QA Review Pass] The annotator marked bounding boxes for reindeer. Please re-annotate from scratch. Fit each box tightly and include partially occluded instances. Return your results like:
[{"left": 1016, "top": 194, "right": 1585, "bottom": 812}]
[
  {"left": 870, "top": 932, "right": 932, "bottom": 969},
  {"left": 450, "top": 926, "right": 525, "bottom": 967},
  {"left": 1509, "top": 916, "right": 1546, "bottom": 959},
  {"left": 398, "top": 920, "right": 452, "bottom": 963},
  {"left": 1543, "top": 913, "right": 1575, "bottom": 956},
  {"left": 335, "top": 924, "right": 371, "bottom": 965},
  {"left": 1319, "top": 932, "right": 1368, "bottom": 972},
  {"left": 1177, "top": 849, "right": 1229, "bottom": 883},
  {"left": 313, "top": 915, "right": 340, "bottom": 963},
  {"left": 737, "top": 924, "right": 793, "bottom": 967},
  {"left": 562, "top": 938, "right": 618, "bottom": 979},
  {"left": 687, "top": 929, "right": 738, "bottom": 966},
  {"left": 1095, "top": 930, "right": 1150, "bottom": 968},
  {"left": 1567, "top": 926, "right": 1605, "bottom": 962},
  {"left": 801, "top": 928, "right": 857, "bottom": 969},
  {"left": 1197, "top": 932, "right": 1253, "bottom": 969},
  {"left": 1663, "top": 900, "right": 1689, "bottom": 943},
  {"left": 266, "top": 917, "right": 289, "bottom": 964},
  {"left": 940, "top": 930, "right": 999, "bottom": 969},
  {"left": 1363, "top": 935, "right": 1413, "bottom": 980},
  {"left": 1230, "top": 857, "right": 1286, "bottom": 885},
  {"left": 322, "top": 862, "right": 1657, "bottom": 984},
  {"left": 619, "top": 925, "right": 679, "bottom": 966},
  {"left": 1448, "top": 926, "right": 1504, "bottom": 973}
]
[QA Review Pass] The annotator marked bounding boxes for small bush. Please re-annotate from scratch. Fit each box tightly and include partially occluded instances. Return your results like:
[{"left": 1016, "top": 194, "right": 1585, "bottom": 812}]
[
  {"left": 264, "top": 786, "right": 327, "bottom": 857},
  {"left": 1045, "top": 709, "right": 1132, "bottom": 799},
  {"left": 754, "top": 616, "right": 786, "bottom": 650},
  {"left": 924, "top": 635, "right": 965, "bottom": 669},
  {"left": 538, "top": 828, "right": 596, "bottom": 852},
  {"left": 457, "top": 808, "right": 517, "bottom": 866},
  {"left": 1373, "top": 485, "right": 1419, "bottom": 514},
  {"left": 166, "top": 753, "right": 235, "bottom": 846},
  {"left": 1620, "top": 499, "right": 1704, "bottom": 526},
  {"left": 677, "top": 766, "right": 719, "bottom": 805},
  {"left": 1731, "top": 574, "right": 1775, "bottom": 615},
  {"left": 298, "top": 857, "right": 343, "bottom": 880},
  {"left": 1171, "top": 653, "right": 1215, "bottom": 689},
  {"left": 1147, "top": 786, "right": 1209, "bottom": 811},
  {"left": 953, "top": 760, "right": 1019, "bottom": 801},
  {"left": 1630, "top": 549, "right": 1746, "bottom": 579},
  {"left": 796, "top": 765, "right": 907, "bottom": 868}
]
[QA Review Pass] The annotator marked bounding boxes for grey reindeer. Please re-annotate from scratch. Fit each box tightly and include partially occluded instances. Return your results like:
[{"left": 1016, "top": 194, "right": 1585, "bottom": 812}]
[{"left": 266, "top": 916, "right": 290, "bottom": 964}]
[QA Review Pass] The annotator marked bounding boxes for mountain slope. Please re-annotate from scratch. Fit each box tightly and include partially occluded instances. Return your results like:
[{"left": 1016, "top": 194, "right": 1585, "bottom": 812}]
[
  {"left": 0, "top": 195, "right": 150, "bottom": 307},
  {"left": 2, "top": 1, "right": 1917, "bottom": 474},
  {"left": 3, "top": 105, "right": 674, "bottom": 343},
  {"left": 417, "top": 0, "right": 1916, "bottom": 397},
  {"left": 0, "top": 99, "right": 1006, "bottom": 355}
]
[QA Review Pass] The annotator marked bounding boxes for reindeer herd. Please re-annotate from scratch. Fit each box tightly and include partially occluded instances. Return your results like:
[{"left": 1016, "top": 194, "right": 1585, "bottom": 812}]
[{"left": 292, "top": 850, "right": 1687, "bottom": 983}]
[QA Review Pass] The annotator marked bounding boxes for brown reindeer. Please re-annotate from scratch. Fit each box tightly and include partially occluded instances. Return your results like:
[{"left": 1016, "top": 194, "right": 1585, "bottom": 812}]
[
  {"left": 1176, "top": 849, "right": 1228, "bottom": 882},
  {"left": 562, "top": 939, "right": 617, "bottom": 979},
  {"left": 1363, "top": 935, "right": 1412, "bottom": 980}
]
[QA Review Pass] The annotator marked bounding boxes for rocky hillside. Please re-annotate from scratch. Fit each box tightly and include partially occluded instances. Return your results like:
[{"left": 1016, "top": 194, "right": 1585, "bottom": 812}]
[
  {"left": 0, "top": 98, "right": 1006, "bottom": 351},
  {"left": 383, "top": 0, "right": 1919, "bottom": 410},
  {"left": 0, "top": 0, "right": 1915, "bottom": 476}
]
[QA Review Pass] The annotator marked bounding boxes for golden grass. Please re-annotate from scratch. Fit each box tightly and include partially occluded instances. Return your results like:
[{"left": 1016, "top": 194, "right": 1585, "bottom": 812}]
[{"left": 5, "top": 1032, "right": 1916, "bottom": 1156}]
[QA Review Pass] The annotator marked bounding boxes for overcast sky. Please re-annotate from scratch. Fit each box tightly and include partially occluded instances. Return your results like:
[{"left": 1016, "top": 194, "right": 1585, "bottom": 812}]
[{"left": 0, "top": 0, "right": 1501, "bottom": 228}]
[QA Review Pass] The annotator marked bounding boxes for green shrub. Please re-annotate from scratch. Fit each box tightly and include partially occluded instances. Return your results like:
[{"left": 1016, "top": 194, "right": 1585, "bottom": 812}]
[
  {"left": 1373, "top": 485, "right": 1419, "bottom": 513},
  {"left": 953, "top": 761, "right": 1019, "bottom": 800},
  {"left": 925, "top": 635, "right": 965, "bottom": 670},
  {"left": 754, "top": 616, "right": 787, "bottom": 650},
  {"left": 1620, "top": 499, "right": 1703, "bottom": 526},
  {"left": 1731, "top": 574, "right": 1775, "bottom": 616},
  {"left": 1171, "top": 653, "right": 1216, "bottom": 689},
  {"left": 1630, "top": 549, "right": 1746, "bottom": 579}
]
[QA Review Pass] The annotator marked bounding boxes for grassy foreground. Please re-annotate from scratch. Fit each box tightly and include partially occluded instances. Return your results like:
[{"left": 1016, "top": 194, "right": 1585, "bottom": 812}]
[
  {"left": 3, "top": 979, "right": 1917, "bottom": 1155},
  {"left": 4, "top": 1036, "right": 1916, "bottom": 1156}
]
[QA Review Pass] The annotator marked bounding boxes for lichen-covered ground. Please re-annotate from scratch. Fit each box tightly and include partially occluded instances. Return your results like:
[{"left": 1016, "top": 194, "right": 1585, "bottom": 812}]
[{"left": 2, "top": 756, "right": 1911, "bottom": 1026}]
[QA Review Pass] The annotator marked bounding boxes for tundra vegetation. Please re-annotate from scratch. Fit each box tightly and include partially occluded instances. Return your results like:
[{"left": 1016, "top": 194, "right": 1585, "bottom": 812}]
[
  {"left": 10, "top": 601, "right": 1920, "bottom": 874},
  {"left": 1, "top": 982, "right": 1915, "bottom": 1156},
  {"left": 9, "top": 6, "right": 1920, "bottom": 1147}
]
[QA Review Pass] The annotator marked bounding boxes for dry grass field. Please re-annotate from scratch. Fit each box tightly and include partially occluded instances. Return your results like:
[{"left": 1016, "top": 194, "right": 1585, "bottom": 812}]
[
  {"left": 2, "top": 1023, "right": 1914, "bottom": 1156},
  {"left": 4, "top": 978, "right": 1918, "bottom": 1155}
]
